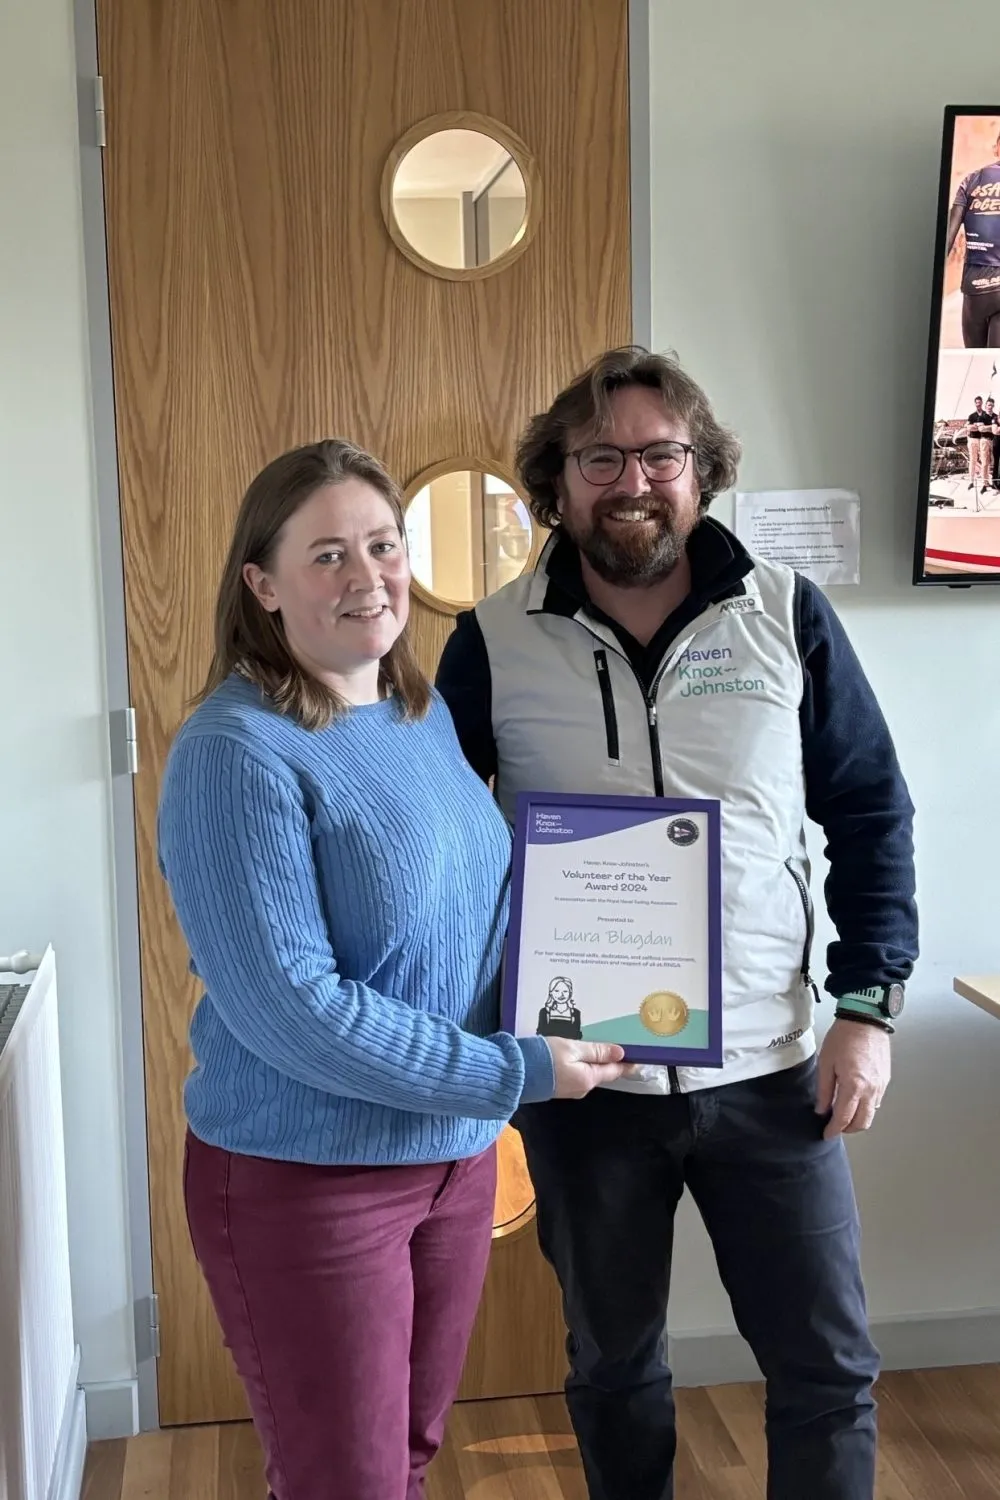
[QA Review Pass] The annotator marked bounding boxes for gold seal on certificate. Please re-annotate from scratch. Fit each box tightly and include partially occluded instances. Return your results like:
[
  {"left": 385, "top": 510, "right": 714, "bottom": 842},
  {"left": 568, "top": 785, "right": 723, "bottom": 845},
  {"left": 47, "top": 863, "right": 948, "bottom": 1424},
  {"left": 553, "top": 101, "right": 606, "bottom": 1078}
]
[{"left": 638, "top": 991, "right": 690, "bottom": 1037}]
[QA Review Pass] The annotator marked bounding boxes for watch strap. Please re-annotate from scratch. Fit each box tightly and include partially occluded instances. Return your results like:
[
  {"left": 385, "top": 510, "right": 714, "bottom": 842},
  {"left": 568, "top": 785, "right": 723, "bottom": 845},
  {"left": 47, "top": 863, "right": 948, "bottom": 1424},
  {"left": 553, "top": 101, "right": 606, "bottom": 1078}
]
[
  {"left": 836, "top": 991, "right": 887, "bottom": 1021},
  {"left": 835, "top": 1006, "right": 894, "bottom": 1035}
]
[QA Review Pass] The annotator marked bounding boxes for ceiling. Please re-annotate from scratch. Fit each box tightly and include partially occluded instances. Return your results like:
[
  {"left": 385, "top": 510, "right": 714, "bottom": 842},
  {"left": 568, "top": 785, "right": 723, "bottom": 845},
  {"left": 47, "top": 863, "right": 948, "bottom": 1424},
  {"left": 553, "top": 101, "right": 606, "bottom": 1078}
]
[{"left": 393, "top": 129, "right": 524, "bottom": 199}]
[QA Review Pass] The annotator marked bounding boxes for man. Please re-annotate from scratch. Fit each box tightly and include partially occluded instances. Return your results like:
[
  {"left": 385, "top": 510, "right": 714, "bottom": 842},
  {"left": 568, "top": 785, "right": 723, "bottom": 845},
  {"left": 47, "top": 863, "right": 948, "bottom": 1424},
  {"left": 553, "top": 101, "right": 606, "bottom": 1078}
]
[
  {"left": 966, "top": 394, "right": 990, "bottom": 490},
  {"left": 947, "top": 131, "right": 1000, "bottom": 347},
  {"left": 436, "top": 348, "right": 918, "bottom": 1500},
  {"left": 985, "top": 397, "right": 1000, "bottom": 491}
]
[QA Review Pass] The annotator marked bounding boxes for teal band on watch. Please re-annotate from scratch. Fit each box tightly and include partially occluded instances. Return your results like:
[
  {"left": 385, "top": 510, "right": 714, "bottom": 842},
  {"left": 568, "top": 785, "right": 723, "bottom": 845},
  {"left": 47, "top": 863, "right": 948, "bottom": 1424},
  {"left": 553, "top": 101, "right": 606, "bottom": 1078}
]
[
  {"left": 836, "top": 993, "right": 886, "bottom": 1021},
  {"left": 836, "top": 984, "right": 905, "bottom": 1023}
]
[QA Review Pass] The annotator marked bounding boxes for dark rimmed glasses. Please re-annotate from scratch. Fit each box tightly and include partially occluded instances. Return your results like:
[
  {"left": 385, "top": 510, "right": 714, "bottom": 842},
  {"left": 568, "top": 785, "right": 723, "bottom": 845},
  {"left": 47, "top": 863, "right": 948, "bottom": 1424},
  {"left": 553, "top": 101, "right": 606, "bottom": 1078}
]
[{"left": 568, "top": 441, "right": 697, "bottom": 487}]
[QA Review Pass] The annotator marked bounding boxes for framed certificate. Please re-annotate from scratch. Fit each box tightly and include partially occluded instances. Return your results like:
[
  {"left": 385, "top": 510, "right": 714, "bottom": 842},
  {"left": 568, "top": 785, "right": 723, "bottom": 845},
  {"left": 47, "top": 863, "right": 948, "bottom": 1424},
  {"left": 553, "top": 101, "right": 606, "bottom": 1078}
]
[{"left": 503, "top": 792, "right": 723, "bottom": 1067}]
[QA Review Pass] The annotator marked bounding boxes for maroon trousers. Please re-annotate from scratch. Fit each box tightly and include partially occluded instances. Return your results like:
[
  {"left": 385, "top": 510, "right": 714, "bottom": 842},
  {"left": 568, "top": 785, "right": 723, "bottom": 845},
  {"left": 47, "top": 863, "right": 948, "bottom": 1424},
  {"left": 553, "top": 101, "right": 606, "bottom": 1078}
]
[{"left": 183, "top": 1130, "right": 497, "bottom": 1499}]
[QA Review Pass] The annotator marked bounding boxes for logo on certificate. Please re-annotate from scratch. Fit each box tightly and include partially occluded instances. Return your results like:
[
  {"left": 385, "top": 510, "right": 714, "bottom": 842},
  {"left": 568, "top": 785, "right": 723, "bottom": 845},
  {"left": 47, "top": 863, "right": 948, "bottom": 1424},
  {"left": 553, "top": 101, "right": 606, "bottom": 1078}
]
[
  {"left": 639, "top": 992, "right": 690, "bottom": 1037},
  {"left": 666, "top": 817, "right": 699, "bottom": 847}
]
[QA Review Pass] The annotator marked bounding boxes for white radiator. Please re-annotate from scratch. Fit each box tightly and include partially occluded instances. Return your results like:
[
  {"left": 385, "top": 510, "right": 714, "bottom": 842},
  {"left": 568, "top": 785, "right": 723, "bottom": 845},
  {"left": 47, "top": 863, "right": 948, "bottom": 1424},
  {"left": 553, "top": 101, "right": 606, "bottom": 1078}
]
[{"left": 0, "top": 948, "right": 84, "bottom": 1500}]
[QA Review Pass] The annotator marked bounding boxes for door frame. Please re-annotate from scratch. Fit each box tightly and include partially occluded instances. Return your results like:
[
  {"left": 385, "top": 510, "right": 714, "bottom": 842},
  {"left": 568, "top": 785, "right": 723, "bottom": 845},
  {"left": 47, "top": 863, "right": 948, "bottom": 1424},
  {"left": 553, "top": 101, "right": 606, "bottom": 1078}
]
[
  {"left": 72, "top": 0, "right": 159, "bottom": 1439},
  {"left": 72, "top": 0, "right": 653, "bottom": 1435}
]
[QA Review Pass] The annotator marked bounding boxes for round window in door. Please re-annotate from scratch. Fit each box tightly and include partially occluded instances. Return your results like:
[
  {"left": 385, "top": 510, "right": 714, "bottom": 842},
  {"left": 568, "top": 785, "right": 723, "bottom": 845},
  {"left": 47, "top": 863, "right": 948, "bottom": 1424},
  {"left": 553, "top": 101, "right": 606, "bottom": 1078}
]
[
  {"left": 403, "top": 457, "right": 537, "bottom": 614},
  {"left": 493, "top": 1126, "right": 536, "bottom": 1240},
  {"left": 382, "top": 111, "right": 541, "bottom": 280}
]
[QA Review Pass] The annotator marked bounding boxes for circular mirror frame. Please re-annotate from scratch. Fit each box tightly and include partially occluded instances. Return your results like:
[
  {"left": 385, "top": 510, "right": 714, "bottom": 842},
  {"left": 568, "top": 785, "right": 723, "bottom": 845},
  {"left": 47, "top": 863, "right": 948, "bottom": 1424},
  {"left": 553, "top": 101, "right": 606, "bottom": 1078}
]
[
  {"left": 381, "top": 110, "right": 542, "bottom": 282},
  {"left": 403, "top": 454, "right": 540, "bottom": 616}
]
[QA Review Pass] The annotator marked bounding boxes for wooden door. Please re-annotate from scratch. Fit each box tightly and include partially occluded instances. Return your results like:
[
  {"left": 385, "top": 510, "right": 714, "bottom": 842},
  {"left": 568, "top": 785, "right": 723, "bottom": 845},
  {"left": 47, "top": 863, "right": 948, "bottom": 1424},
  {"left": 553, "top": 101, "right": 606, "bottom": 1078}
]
[{"left": 97, "top": 0, "right": 631, "bottom": 1426}]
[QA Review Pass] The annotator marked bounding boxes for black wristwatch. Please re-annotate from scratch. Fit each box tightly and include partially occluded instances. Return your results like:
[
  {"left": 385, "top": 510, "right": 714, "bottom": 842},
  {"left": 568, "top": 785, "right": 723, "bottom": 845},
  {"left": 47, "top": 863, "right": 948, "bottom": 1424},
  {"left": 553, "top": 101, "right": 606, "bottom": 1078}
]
[{"left": 835, "top": 983, "right": 904, "bottom": 1033}]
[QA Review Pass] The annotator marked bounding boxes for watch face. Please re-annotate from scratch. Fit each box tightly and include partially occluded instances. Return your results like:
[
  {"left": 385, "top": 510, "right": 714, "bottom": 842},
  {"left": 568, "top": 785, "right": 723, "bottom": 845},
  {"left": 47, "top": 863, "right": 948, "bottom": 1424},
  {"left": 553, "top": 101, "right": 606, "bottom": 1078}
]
[{"left": 885, "top": 984, "right": 905, "bottom": 1019}]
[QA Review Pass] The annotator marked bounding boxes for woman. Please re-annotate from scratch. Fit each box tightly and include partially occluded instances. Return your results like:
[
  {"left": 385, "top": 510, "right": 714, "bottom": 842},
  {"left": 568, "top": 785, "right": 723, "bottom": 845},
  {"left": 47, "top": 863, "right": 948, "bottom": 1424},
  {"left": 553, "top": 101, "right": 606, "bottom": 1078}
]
[
  {"left": 157, "top": 439, "right": 627, "bottom": 1500},
  {"left": 537, "top": 976, "right": 583, "bottom": 1040}
]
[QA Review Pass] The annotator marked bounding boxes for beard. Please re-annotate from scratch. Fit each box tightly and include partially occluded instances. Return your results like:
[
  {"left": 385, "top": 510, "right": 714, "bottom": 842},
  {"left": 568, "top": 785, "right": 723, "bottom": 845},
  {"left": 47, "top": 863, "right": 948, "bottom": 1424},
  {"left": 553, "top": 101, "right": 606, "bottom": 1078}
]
[{"left": 560, "top": 495, "right": 697, "bottom": 586}]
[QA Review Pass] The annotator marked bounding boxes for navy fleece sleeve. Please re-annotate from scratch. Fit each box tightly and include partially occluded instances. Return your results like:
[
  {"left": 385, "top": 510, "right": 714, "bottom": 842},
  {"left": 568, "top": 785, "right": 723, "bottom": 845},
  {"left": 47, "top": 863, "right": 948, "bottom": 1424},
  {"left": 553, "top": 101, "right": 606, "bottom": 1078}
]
[
  {"left": 435, "top": 610, "right": 498, "bottom": 783},
  {"left": 795, "top": 576, "right": 918, "bottom": 997}
]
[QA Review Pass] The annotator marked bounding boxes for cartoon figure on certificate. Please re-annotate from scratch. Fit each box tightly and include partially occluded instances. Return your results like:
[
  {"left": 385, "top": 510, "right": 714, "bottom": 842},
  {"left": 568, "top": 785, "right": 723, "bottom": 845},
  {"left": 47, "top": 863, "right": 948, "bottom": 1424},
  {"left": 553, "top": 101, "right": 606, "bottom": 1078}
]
[{"left": 536, "top": 976, "right": 583, "bottom": 1040}]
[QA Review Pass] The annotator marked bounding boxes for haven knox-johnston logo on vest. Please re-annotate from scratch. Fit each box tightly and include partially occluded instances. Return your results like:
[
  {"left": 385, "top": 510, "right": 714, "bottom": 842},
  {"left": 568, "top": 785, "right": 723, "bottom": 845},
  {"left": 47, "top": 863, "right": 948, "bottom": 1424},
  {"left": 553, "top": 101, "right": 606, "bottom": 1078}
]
[{"left": 675, "top": 645, "right": 766, "bottom": 698}]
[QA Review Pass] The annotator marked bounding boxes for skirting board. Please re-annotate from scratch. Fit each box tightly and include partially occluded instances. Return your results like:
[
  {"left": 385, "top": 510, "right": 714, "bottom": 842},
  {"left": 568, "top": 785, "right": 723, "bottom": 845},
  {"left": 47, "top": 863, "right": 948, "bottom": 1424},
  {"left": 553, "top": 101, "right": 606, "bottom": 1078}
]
[
  {"left": 48, "top": 1349, "right": 87, "bottom": 1500},
  {"left": 668, "top": 1308, "right": 1000, "bottom": 1388},
  {"left": 77, "top": 1312, "right": 1000, "bottom": 1438},
  {"left": 84, "top": 1378, "right": 139, "bottom": 1441}
]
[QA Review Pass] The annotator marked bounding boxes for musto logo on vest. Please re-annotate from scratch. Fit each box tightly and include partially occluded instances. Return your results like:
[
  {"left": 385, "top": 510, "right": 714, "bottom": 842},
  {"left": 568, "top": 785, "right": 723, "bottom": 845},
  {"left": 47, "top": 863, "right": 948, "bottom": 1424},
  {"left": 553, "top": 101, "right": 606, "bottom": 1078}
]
[{"left": 676, "top": 645, "right": 765, "bottom": 698}]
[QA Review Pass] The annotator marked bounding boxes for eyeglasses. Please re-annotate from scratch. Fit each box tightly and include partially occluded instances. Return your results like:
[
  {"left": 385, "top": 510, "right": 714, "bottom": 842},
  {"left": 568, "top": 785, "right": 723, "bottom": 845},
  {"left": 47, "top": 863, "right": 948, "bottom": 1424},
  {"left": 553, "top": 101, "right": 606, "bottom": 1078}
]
[{"left": 568, "top": 441, "right": 696, "bottom": 487}]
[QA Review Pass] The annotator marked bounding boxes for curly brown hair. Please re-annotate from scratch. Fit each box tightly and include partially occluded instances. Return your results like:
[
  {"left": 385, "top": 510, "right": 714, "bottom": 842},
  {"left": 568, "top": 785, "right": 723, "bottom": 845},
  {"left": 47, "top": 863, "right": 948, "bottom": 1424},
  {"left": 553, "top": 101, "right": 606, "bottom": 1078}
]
[
  {"left": 515, "top": 346, "right": 742, "bottom": 530},
  {"left": 198, "top": 439, "right": 430, "bottom": 729}
]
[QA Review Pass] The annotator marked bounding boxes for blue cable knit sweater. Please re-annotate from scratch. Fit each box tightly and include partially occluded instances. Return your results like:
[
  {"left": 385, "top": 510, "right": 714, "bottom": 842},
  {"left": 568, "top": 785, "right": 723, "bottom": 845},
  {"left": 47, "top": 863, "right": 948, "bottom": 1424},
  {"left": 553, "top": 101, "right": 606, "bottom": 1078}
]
[{"left": 157, "top": 674, "right": 555, "bottom": 1166}]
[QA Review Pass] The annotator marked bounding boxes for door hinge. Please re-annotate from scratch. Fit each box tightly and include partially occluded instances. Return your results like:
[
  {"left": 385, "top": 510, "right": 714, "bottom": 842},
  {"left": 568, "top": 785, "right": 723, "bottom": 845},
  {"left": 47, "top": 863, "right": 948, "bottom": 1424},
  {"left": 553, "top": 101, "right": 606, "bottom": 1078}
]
[
  {"left": 134, "top": 1294, "right": 161, "bottom": 1362},
  {"left": 94, "top": 76, "right": 106, "bottom": 149},
  {"left": 110, "top": 706, "right": 139, "bottom": 776}
]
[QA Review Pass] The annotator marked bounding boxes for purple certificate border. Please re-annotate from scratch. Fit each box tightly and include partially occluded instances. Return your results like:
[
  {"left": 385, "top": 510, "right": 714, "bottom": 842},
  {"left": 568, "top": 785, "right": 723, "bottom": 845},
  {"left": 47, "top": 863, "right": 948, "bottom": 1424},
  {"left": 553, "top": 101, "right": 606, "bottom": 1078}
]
[{"left": 503, "top": 790, "right": 724, "bottom": 1068}]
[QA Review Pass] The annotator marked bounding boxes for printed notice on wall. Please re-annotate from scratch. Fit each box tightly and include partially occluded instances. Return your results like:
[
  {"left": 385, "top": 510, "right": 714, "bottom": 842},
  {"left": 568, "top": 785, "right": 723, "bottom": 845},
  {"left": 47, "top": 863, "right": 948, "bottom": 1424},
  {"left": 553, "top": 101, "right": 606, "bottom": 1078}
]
[{"left": 734, "top": 489, "right": 861, "bottom": 585}]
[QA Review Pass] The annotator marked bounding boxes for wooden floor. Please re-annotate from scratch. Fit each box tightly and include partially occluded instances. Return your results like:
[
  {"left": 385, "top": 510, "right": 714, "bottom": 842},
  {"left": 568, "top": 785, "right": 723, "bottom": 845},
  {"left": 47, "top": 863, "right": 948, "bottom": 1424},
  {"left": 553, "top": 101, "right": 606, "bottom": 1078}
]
[{"left": 82, "top": 1365, "right": 1000, "bottom": 1499}]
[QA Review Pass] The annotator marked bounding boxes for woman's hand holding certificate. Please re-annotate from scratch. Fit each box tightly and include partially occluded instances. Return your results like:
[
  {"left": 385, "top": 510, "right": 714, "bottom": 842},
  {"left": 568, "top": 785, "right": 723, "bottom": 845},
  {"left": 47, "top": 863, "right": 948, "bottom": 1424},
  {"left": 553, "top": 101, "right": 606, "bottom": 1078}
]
[{"left": 545, "top": 1038, "right": 630, "bottom": 1098}]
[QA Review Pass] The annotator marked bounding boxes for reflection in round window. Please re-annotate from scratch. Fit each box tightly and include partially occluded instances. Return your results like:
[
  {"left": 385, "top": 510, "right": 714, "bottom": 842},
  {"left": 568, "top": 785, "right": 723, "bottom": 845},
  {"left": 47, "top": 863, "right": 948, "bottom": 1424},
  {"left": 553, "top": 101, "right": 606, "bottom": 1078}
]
[
  {"left": 405, "top": 469, "right": 533, "bottom": 606},
  {"left": 390, "top": 129, "right": 528, "bottom": 272}
]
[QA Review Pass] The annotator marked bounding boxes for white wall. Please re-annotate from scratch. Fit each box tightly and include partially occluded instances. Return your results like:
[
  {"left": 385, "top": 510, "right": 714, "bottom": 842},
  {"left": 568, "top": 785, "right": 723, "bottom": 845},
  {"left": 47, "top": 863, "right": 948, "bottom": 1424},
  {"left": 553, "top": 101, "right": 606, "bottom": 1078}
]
[
  {"left": 487, "top": 193, "right": 527, "bottom": 260},
  {"left": 392, "top": 196, "right": 465, "bottom": 270},
  {"left": 650, "top": 0, "right": 1000, "bottom": 1342},
  {"left": 0, "top": 0, "right": 134, "bottom": 1411}
]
